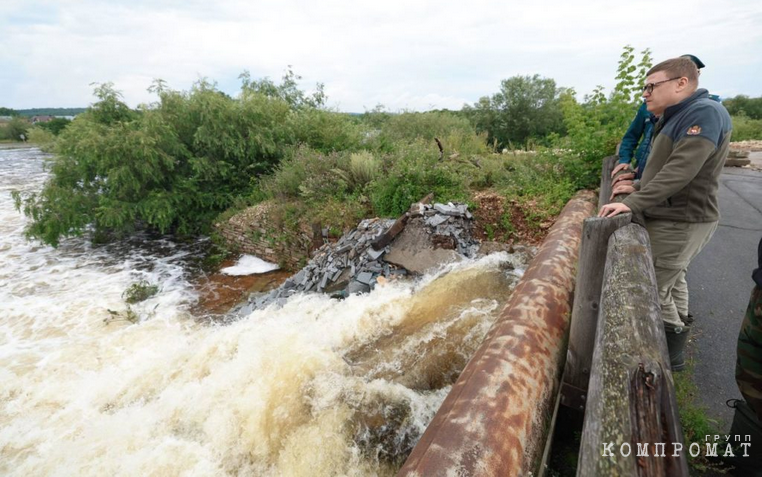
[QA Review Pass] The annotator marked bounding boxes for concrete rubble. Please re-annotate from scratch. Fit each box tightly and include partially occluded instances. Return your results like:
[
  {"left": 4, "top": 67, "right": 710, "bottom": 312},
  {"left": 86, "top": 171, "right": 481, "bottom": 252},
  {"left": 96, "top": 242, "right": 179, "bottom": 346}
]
[{"left": 232, "top": 201, "right": 485, "bottom": 316}]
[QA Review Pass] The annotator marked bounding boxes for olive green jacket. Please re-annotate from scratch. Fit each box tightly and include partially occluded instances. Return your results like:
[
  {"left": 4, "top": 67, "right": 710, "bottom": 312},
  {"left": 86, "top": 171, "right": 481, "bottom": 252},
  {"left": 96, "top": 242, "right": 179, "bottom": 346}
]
[{"left": 622, "top": 89, "right": 732, "bottom": 222}]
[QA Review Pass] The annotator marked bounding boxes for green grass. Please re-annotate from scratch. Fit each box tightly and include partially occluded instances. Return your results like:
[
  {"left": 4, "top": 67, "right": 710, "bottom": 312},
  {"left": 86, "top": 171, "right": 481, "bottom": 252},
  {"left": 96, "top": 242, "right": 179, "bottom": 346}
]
[{"left": 673, "top": 353, "right": 730, "bottom": 474}]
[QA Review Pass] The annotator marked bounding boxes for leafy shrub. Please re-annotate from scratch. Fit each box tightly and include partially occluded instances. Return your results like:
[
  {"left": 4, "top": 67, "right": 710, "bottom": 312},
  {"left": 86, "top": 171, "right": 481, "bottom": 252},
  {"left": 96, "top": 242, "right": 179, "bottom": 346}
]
[
  {"left": 556, "top": 45, "right": 652, "bottom": 189},
  {"left": 347, "top": 151, "right": 380, "bottom": 188},
  {"left": 377, "top": 111, "right": 475, "bottom": 145},
  {"left": 14, "top": 73, "right": 364, "bottom": 246},
  {"left": 498, "top": 152, "right": 577, "bottom": 217},
  {"left": 37, "top": 117, "right": 72, "bottom": 135},
  {"left": 291, "top": 108, "right": 364, "bottom": 153},
  {"left": 730, "top": 114, "right": 762, "bottom": 141},
  {"left": 1, "top": 117, "right": 30, "bottom": 141},
  {"left": 369, "top": 140, "right": 468, "bottom": 216},
  {"left": 724, "top": 95, "right": 762, "bottom": 120},
  {"left": 263, "top": 147, "right": 350, "bottom": 201},
  {"left": 26, "top": 127, "right": 56, "bottom": 150}
]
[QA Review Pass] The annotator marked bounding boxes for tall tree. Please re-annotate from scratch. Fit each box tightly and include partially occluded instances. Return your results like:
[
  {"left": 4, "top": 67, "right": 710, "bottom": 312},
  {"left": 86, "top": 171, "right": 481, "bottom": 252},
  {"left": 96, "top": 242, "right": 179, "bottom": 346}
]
[
  {"left": 463, "top": 74, "right": 565, "bottom": 148},
  {"left": 723, "top": 95, "right": 762, "bottom": 120}
]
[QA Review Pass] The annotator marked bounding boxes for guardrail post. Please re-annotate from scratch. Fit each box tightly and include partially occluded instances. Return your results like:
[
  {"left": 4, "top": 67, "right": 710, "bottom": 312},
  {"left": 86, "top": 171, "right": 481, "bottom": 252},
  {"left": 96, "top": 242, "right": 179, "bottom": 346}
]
[
  {"left": 576, "top": 224, "right": 688, "bottom": 476},
  {"left": 561, "top": 214, "right": 630, "bottom": 410},
  {"left": 598, "top": 155, "right": 618, "bottom": 209}
]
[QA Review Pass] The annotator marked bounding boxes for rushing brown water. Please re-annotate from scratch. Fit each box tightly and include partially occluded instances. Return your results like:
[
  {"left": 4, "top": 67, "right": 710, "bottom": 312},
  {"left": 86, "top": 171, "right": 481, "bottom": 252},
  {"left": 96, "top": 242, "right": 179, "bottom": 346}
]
[{"left": 0, "top": 148, "right": 529, "bottom": 476}]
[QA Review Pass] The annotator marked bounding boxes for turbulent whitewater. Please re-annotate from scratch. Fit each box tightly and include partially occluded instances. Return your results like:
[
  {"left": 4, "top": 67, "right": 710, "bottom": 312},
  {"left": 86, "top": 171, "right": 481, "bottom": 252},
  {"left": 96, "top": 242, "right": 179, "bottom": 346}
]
[{"left": 0, "top": 148, "right": 528, "bottom": 476}]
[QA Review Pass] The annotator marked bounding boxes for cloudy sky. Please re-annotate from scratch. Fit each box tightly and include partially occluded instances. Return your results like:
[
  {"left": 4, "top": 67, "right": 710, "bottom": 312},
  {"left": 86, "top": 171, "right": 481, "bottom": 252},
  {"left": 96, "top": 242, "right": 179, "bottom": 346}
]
[{"left": 2, "top": 0, "right": 761, "bottom": 112}]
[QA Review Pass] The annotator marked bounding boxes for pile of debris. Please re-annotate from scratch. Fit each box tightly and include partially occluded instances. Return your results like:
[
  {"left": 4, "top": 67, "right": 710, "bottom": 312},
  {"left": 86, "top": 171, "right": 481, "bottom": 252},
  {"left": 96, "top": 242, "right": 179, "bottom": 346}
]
[
  {"left": 726, "top": 149, "right": 752, "bottom": 167},
  {"left": 233, "top": 200, "right": 481, "bottom": 315}
]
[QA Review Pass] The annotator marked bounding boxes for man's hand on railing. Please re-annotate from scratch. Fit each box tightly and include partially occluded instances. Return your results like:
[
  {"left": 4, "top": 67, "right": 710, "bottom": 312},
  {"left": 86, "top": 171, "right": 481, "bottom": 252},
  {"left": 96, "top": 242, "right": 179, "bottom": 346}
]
[
  {"left": 612, "top": 172, "right": 635, "bottom": 185},
  {"left": 598, "top": 202, "right": 631, "bottom": 218},
  {"left": 610, "top": 182, "right": 636, "bottom": 201},
  {"left": 611, "top": 163, "right": 632, "bottom": 177}
]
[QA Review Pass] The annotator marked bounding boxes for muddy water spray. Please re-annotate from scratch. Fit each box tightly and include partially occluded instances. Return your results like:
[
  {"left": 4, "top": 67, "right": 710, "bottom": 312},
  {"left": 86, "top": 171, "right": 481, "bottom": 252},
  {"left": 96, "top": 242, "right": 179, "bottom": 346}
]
[{"left": 0, "top": 148, "right": 528, "bottom": 476}]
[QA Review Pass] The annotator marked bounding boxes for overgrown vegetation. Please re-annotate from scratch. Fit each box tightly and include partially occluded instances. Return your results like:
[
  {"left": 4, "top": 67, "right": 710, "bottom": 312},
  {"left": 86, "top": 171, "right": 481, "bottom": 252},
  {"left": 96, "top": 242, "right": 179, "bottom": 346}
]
[
  {"left": 556, "top": 46, "right": 653, "bottom": 189},
  {"left": 724, "top": 95, "right": 762, "bottom": 120},
  {"left": 12, "top": 46, "right": 657, "bottom": 249},
  {"left": 0, "top": 117, "right": 30, "bottom": 141},
  {"left": 673, "top": 360, "right": 730, "bottom": 474},
  {"left": 463, "top": 74, "right": 566, "bottom": 149},
  {"left": 729, "top": 114, "right": 762, "bottom": 141}
]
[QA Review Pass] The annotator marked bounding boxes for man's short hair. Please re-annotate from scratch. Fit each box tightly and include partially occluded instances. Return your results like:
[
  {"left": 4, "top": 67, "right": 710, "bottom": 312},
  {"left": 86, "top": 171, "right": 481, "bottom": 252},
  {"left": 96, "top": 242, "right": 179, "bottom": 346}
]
[{"left": 647, "top": 58, "right": 699, "bottom": 84}]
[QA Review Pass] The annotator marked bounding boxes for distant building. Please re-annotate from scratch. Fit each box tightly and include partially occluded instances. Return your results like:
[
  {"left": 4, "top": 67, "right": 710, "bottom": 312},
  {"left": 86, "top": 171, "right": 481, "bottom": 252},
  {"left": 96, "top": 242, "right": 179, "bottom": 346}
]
[
  {"left": 0, "top": 116, "right": 13, "bottom": 123},
  {"left": 31, "top": 115, "right": 53, "bottom": 124}
]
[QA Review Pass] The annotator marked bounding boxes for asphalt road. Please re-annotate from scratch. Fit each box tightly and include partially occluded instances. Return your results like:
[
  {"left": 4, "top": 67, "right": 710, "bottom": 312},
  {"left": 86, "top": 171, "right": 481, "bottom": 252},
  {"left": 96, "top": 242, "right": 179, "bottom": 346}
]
[{"left": 688, "top": 165, "right": 762, "bottom": 429}]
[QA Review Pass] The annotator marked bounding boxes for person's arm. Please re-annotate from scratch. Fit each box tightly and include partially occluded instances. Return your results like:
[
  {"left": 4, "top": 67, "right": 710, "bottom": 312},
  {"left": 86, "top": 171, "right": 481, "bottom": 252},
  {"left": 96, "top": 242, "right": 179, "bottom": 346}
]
[
  {"left": 622, "top": 105, "right": 724, "bottom": 214},
  {"left": 618, "top": 104, "right": 647, "bottom": 165}
]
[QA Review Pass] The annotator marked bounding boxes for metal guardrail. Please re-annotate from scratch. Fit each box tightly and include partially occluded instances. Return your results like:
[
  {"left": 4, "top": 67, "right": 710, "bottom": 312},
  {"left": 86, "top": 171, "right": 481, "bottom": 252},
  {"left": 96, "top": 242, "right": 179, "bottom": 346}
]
[
  {"left": 397, "top": 190, "right": 596, "bottom": 477},
  {"left": 397, "top": 156, "right": 688, "bottom": 476}
]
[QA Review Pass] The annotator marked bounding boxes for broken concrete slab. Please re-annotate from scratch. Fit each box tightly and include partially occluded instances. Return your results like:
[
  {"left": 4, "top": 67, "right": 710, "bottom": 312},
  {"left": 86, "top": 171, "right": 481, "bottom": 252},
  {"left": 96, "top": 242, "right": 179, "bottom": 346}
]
[
  {"left": 426, "top": 215, "right": 449, "bottom": 227},
  {"left": 434, "top": 203, "right": 463, "bottom": 216},
  {"left": 356, "top": 271, "right": 375, "bottom": 285},
  {"left": 385, "top": 217, "right": 465, "bottom": 274},
  {"left": 347, "top": 280, "right": 371, "bottom": 294},
  {"left": 366, "top": 247, "right": 385, "bottom": 260}
]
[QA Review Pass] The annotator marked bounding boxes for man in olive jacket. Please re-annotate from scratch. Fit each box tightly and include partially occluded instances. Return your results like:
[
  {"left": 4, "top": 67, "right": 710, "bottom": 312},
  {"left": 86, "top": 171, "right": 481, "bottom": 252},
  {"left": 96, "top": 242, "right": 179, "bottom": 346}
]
[{"left": 599, "top": 57, "right": 733, "bottom": 371}]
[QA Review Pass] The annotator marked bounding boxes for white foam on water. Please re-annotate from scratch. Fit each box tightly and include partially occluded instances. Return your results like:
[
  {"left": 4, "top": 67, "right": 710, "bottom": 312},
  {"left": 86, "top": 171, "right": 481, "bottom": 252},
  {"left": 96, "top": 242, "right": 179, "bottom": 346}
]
[
  {"left": 220, "top": 254, "right": 280, "bottom": 276},
  {"left": 0, "top": 148, "right": 529, "bottom": 476}
]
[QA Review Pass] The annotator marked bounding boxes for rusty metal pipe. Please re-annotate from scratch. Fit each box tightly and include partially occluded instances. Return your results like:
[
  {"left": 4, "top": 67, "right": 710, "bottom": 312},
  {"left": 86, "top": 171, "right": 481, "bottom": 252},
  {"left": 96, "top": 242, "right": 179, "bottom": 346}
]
[{"left": 397, "top": 190, "right": 597, "bottom": 477}]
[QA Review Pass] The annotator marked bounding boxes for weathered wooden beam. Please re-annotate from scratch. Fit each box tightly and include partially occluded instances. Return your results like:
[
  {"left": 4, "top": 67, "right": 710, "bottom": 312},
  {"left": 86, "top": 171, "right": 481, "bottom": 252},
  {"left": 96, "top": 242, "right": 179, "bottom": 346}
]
[
  {"left": 371, "top": 194, "right": 435, "bottom": 251},
  {"left": 562, "top": 214, "right": 631, "bottom": 410},
  {"left": 598, "top": 155, "right": 618, "bottom": 209},
  {"left": 577, "top": 224, "right": 687, "bottom": 476},
  {"left": 397, "top": 190, "right": 596, "bottom": 477},
  {"left": 371, "top": 213, "right": 409, "bottom": 251},
  {"left": 562, "top": 156, "right": 638, "bottom": 410}
]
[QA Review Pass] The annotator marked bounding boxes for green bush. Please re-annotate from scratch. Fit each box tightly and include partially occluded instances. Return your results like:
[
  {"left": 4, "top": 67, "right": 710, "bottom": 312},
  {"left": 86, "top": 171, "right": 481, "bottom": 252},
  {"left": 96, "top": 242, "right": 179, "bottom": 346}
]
[
  {"left": 347, "top": 151, "right": 380, "bottom": 188},
  {"left": 262, "top": 147, "right": 351, "bottom": 202},
  {"left": 13, "top": 74, "right": 365, "bottom": 246},
  {"left": 291, "top": 108, "right": 364, "bottom": 153},
  {"left": 378, "top": 111, "right": 475, "bottom": 144},
  {"left": 26, "top": 127, "right": 56, "bottom": 151},
  {"left": 369, "top": 140, "right": 468, "bottom": 216},
  {"left": 498, "top": 153, "right": 577, "bottom": 217},
  {"left": 556, "top": 45, "right": 652, "bottom": 189},
  {"left": 730, "top": 114, "right": 762, "bottom": 141},
  {"left": 724, "top": 95, "right": 762, "bottom": 120},
  {"left": 37, "top": 117, "right": 72, "bottom": 135},
  {"left": 1, "top": 117, "right": 30, "bottom": 141}
]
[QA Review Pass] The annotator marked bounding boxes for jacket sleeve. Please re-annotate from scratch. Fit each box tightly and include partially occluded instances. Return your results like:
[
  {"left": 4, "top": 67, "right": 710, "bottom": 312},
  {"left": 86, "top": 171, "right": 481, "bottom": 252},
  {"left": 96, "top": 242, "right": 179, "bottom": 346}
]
[
  {"left": 618, "top": 104, "right": 647, "bottom": 164},
  {"left": 621, "top": 136, "right": 715, "bottom": 213},
  {"left": 622, "top": 103, "right": 726, "bottom": 214}
]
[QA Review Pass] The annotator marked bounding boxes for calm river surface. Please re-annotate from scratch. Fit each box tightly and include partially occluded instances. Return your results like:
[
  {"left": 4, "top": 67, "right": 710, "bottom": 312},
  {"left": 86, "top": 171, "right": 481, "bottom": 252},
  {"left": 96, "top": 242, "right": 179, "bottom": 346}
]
[{"left": 0, "top": 147, "right": 526, "bottom": 476}]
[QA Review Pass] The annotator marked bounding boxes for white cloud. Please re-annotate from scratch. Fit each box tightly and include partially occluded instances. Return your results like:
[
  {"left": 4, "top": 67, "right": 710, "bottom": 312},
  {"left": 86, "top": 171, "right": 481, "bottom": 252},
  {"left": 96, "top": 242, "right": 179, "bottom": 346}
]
[{"left": 2, "top": 0, "right": 761, "bottom": 110}]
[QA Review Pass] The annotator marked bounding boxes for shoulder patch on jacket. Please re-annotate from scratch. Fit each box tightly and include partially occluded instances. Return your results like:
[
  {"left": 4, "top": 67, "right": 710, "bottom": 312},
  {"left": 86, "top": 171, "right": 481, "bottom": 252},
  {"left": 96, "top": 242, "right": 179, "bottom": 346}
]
[{"left": 687, "top": 125, "right": 701, "bottom": 135}]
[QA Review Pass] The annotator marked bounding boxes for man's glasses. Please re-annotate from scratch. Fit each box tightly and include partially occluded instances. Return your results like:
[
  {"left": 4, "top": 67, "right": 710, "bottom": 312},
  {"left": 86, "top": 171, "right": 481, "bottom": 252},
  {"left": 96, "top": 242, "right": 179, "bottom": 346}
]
[{"left": 642, "top": 77, "right": 681, "bottom": 94}]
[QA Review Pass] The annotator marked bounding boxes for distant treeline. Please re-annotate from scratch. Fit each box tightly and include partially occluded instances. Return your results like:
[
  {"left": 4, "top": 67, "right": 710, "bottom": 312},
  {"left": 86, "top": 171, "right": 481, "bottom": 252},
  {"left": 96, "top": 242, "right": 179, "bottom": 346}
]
[
  {"left": 16, "top": 108, "right": 86, "bottom": 117},
  {"left": 0, "top": 107, "right": 86, "bottom": 117}
]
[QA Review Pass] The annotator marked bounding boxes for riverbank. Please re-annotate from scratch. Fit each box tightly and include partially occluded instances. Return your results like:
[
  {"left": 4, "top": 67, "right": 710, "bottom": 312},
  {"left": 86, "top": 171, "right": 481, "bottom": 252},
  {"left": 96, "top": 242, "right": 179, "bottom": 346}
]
[{"left": 0, "top": 142, "right": 35, "bottom": 150}]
